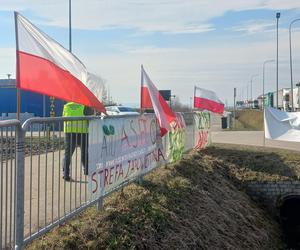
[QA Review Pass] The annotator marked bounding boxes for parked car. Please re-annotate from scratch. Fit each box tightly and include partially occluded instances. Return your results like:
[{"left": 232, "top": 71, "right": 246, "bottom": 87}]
[{"left": 105, "top": 106, "right": 139, "bottom": 116}]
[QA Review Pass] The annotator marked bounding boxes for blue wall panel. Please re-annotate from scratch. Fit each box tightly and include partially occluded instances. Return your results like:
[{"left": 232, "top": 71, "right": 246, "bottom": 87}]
[{"left": 0, "top": 88, "right": 64, "bottom": 117}]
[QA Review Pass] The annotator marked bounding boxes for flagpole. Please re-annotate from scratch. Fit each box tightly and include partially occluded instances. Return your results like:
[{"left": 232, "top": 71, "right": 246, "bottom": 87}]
[
  {"left": 140, "top": 64, "right": 143, "bottom": 114},
  {"left": 192, "top": 86, "right": 196, "bottom": 146},
  {"left": 193, "top": 85, "right": 196, "bottom": 110},
  {"left": 14, "top": 12, "right": 21, "bottom": 120},
  {"left": 107, "top": 85, "right": 110, "bottom": 105}
]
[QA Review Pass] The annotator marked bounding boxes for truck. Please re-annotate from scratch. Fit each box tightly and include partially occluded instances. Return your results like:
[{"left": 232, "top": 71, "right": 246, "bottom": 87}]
[
  {"left": 264, "top": 92, "right": 274, "bottom": 107},
  {"left": 273, "top": 88, "right": 290, "bottom": 111},
  {"left": 293, "top": 87, "right": 300, "bottom": 111}
]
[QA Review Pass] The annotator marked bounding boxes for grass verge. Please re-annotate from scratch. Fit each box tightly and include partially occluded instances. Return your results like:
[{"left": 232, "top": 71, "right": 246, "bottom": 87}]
[
  {"left": 231, "top": 110, "right": 263, "bottom": 131},
  {"left": 27, "top": 146, "right": 284, "bottom": 249},
  {"left": 207, "top": 143, "right": 300, "bottom": 181}
]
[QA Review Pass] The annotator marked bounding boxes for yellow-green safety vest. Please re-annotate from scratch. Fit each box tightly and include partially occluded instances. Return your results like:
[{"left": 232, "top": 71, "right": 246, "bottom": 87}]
[{"left": 63, "top": 102, "right": 89, "bottom": 133}]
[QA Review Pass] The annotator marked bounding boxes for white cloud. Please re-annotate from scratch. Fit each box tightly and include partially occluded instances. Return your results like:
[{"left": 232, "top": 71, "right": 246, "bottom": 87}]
[
  {"left": 231, "top": 21, "right": 275, "bottom": 34},
  {"left": 163, "top": 24, "right": 215, "bottom": 34},
  {"left": 2, "top": 28, "right": 300, "bottom": 106},
  {"left": 82, "top": 28, "right": 300, "bottom": 106},
  {"left": 1, "top": 1, "right": 300, "bottom": 105},
  {"left": 0, "top": 48, "right": 15, "bottom": 78},
  {"left": 1, "top": 0, "right": 299, "bottom": 33},
  {"left": 125, "top": 46, "right": 188, "bottom": 54}
]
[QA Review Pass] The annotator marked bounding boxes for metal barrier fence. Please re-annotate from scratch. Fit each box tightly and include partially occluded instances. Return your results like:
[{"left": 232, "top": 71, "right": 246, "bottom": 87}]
[
  {"left": 0, "top": 112, "right": 209, "bottom": 249},
  {"left": 0, "top": 119, "right": 20, "bottom": 249},
  {"left": 21, "top": 117, "right": 99, "bottom": 248}
]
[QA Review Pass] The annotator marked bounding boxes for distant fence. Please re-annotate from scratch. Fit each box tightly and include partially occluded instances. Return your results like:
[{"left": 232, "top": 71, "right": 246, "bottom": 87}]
[{"left": 0, "top": 111, "right": 211, "bottom": 249}]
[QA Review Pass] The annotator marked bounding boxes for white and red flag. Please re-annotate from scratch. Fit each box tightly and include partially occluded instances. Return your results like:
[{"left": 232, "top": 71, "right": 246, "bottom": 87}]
[
  {"left": 141, "top": 65, "right": 176, "bottom": 136},
  {"left": 15, "top": 12, "right": 106, "bottom": 113},
  {"left": 194, "top": 86, "right": 224, "bottom": 114}
]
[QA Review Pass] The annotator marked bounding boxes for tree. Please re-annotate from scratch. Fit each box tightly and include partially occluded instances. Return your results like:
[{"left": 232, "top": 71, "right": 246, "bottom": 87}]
[
  {"left": 171, "top": 96, "right": 190, "bottom": 112},
  {"left": 101, "top": 83, "right": 108, "bottom": 105}
]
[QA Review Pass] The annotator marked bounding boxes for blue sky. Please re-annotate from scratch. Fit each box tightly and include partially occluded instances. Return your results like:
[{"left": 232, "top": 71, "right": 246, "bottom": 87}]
[{"left": 1, "top": 1, "right": 300, "bottom": 106}]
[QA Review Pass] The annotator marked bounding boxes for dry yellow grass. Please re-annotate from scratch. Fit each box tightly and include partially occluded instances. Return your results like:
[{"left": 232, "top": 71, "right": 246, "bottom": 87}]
[
  {"left": 26, "top": 144, "right": 286, "bottom": 250},
  {"left": 232, "top": 110, "right": 263, "bottom": 131}
]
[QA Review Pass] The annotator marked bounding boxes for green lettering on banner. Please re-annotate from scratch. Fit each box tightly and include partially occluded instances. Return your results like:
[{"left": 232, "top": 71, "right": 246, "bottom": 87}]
[
  {"left": 196, "top": 111, "right": 210, "bottom": 130},
  {"left": 166, "top": 113, "right": 186, "bottom": 163},
  {"left": 194, "top": 111, "right": 211, "bottom": 149}
]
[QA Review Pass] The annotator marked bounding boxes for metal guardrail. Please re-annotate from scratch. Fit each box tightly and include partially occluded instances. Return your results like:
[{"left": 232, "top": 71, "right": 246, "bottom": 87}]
[
  {"left": 21, "top": 116, "right": 100, "bottom": 248},
  {"left": 0, "top": 119, "right": 21, "bottom": 250},
  {"left": 0, "top": 113, "right": 207, "bottom": 249}
]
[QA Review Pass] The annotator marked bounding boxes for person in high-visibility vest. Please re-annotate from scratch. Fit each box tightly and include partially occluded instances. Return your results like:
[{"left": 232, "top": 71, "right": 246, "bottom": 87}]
[{"left": 63, "top": 102, "right": 94, "bottom": 181}]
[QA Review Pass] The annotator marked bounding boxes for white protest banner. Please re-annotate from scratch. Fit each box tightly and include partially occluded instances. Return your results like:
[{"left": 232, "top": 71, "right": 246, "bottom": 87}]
[
  {"left": 265, "top": 107, "right": 300, "bottom": 142},
  {"left": 88, "top": 114, "right": 165, "bottom": 200},
  {"left": 194, "top": 111, "right": 211, "bottom": 149}
]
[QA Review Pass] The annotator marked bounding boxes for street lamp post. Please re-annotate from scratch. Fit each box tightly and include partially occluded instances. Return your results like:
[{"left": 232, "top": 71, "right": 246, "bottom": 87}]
[
  {"left": 51, "top": 0, "right": 72, "bottom": 118},
  {"left": 169, "top": 95, "right": 176, "bottom": 111},
  {"left": 289, "top": 18, "right": 300, "bottom": 112},
  {"left": 234, "top": 87, "right": 236, "bottom": 121},
  {"left": 262, "top": 59, "right": 275, "bottom": 147},
  {"left": 69, "top": 0, "right": 72, "bottom": 52},
  {"left": 296, "top": 82, "right": 300, "bottom": 111},
  {"left": 250, "top": 74, "right": 258, "bottom": 102},
  {"left": 276, "top": 12, "right": 280, "bottom": 109},
  {"left": 263, "top": 60, "right": 275, "bottom": 109}
]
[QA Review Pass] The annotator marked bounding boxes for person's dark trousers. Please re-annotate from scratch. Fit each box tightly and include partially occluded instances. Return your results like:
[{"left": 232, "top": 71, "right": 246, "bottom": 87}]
[{"left": 63, "top": 133, "right": 88, "bottom": 179}]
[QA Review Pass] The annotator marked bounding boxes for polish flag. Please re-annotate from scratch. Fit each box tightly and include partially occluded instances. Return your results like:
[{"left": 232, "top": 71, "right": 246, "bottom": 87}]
[
  {"left": 141, "top": 66, "right": 176, "bottom": 136},
  {"left": 15, "top": 12, "right": 106, "bottom": 113},
  {"left": 194, "top": 86, "right": 224, "bottom": 114}
]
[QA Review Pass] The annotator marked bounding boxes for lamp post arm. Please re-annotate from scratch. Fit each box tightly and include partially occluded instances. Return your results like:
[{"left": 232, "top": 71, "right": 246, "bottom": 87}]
[{"left": 262, "top": 60, "right": 275, "bottom": 110}]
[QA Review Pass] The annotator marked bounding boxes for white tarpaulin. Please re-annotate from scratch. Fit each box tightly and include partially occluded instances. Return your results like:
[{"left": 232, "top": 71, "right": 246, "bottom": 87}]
[{"left": 264, "top": 107, "right": 300, "bottom": 142}]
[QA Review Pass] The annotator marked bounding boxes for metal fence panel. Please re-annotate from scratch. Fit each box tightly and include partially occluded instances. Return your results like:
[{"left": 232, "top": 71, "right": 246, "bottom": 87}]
[
  {"left": 0, "top": 120, "right": 20, "bottom": 250},
  {"left": 21, "top": 117, "right": 99, "bottom": 246}
]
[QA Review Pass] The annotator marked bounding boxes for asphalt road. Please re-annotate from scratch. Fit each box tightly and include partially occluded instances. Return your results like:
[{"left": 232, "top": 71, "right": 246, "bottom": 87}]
[
  {"left": 1, "top": 149, "right": 88, "bottom": 248},
  {"left": 212, "top": 131, "right": 300, "bottom": 152},
  {"left": 211, "top": 113, "right": 300, "bottom": 152}
]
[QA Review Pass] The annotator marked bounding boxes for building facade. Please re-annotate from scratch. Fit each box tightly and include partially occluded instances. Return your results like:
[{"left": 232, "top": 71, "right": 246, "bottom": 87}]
[{"left": 0, "top": 79, "right": 64, "bottom": 118}]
